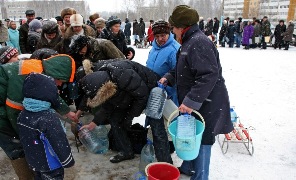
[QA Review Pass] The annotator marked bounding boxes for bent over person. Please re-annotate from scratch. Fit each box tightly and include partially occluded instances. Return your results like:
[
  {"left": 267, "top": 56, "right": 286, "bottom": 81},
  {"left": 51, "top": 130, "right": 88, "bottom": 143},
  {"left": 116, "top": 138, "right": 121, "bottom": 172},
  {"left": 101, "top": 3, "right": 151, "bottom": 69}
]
[{"left": 78, "top": 60, "right": 161, "bottom": 163}]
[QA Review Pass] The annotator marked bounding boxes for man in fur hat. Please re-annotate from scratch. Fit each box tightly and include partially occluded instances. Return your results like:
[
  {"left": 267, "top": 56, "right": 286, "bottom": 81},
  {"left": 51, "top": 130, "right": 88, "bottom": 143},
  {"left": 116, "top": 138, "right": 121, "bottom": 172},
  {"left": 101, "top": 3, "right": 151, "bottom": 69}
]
[{"left": 60, "top": 7, "right": 76, "bottom": 35}]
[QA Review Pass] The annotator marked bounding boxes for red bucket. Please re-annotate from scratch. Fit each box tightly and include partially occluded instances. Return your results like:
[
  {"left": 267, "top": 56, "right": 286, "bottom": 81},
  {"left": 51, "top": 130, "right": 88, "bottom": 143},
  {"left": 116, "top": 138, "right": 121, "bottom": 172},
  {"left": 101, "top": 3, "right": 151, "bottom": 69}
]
[{"left": 145, "top": 162, "right": 180, "bottom": 180}]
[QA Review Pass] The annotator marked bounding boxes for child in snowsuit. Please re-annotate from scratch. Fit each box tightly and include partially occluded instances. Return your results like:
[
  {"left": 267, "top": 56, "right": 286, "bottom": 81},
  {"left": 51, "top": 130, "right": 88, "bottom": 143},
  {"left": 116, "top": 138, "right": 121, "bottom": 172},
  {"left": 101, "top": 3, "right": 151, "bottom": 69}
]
[{"left": 17, "top": 73, "right": 75, "bottom": 179}]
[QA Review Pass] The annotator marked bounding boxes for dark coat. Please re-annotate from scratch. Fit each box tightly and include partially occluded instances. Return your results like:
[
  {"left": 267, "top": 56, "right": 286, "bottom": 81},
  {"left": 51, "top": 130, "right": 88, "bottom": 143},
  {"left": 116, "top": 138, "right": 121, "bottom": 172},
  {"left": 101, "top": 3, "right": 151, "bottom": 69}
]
[
  {"left": 227, "top": 24, "right": 236, "bottom": 41},
  {"left": 101, "top": 29, "right": 135, "bottom": 59},
  {"left": 261, "top": 20, "right": 272, "bottom": 36},
  {"left": 213, "top": 20, "right": 220, "bottom": 34},
  {"left": 283, "top": 23, "right": 294, "bottom": 42},
  {"left": 124, "top": 21, "right": 132, "bottom": 37},
  {"left": 219, "top": 24, "right": 227, "bottom": 42},
  {"left": 164, "top": 24, "right": 233, "bottom": 145},
  {"left": 19, "top": 22, "right": 29, "bottom": 53},
  {"left": 17, "top": 73, "right": 74, "bottom": 172},
  {"left": 204, "top": 20, "right": 213, "bottom": 36},
  {"left": 138, "top": 21, "right": 146, "bottom": 38},
  {"left": 132, "top": 22, "right": 139, "bottom": 35},
  {"left": 199, "top": 20, "right": 204, "bottom": 32},
  {"left": 78, "top": 60, "right": 160, "bottom": 124},
  {"left": 274, "top": 24, "right": 286, "bottom": 43}
]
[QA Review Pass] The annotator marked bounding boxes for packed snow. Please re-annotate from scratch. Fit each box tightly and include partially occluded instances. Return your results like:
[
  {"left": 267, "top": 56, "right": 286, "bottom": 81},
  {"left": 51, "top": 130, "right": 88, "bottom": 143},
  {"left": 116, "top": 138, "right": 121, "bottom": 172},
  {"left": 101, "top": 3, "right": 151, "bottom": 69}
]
[{"left": 0, "top": 45, "right": 295, "bottom": 180}]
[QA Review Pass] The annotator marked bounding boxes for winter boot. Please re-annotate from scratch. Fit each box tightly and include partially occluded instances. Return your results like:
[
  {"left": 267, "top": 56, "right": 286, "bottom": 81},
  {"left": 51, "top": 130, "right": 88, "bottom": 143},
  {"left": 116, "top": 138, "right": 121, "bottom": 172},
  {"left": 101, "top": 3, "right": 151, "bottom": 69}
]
[
  {"left": 284, "top": 42, "right": 289, "bottom": 50},
  {"left": 11, "top": 158, "right": 34, "bottom": 180}
]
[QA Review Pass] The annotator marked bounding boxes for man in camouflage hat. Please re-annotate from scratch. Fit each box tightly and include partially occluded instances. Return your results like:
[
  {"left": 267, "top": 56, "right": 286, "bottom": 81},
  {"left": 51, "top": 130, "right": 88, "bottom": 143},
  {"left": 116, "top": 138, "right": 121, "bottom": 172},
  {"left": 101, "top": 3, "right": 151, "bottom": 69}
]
[{"left": 159, "top": 5, "right": 233, "bottom": 179}]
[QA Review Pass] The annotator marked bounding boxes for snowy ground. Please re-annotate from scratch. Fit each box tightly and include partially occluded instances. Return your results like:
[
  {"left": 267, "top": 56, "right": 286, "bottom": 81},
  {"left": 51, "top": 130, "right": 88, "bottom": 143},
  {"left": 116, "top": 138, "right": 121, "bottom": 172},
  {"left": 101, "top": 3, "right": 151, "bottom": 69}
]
[{"left": 1, "top": 44, "right": 296, "bottom": 180}]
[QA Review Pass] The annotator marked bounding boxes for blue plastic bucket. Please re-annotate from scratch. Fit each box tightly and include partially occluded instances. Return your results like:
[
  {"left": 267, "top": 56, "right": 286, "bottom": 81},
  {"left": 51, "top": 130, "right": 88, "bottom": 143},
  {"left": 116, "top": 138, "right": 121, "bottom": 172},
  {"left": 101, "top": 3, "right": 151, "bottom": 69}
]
[{"left": 168, "top": 110, "right": 205, "bottom": 160}]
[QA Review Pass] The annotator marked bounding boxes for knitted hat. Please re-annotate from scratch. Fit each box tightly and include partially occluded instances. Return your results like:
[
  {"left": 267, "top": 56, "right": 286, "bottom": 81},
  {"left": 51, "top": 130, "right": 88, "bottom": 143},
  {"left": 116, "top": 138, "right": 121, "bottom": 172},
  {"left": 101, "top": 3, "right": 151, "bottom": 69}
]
[
  {"left": 23, "top": 73, "right": 60, "bottom": 109},
  {"left": 169, "top": 5, "right": 199, "bottom": 28},
  {"left": 0, "top": 46, "right": 18, "bottom": 64},
  {"left": 94, "top": 18, "right": 106, "bottom": 28},
  {"left": 61, "top": 8, "right": 76, "bottom": 19},
  {"left": 42, "top": 21, "right": 59, "bottom": 34},
  {"left": 152, "top": 20, "right": 170, "bottom": 35},
  {"left": 29, "top": 19, "right": 42, "bottom": 32},
  {"left": 30, "top": 48, "right": 58, "bottom": 60},
  {"left": 70, "top": 14, "right": 83, "bottom": 27}
]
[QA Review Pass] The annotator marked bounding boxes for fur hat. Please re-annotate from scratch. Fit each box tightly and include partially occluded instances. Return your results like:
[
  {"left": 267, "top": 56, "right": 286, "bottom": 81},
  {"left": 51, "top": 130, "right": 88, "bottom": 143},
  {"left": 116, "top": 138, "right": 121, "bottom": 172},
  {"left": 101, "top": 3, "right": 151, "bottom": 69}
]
[
  {"left": 94, "top": 18, "right": 106, "bottom": 28},
  {"left": 29, "top": 19, "right": 42, "bottom": 32},
  {"left": 106, "top": 16, "right": 121, "bottom": 28},
  {"left": 89, "top": 13, "right": 100, "bottom": 22},
  {"left": 169, "top": 5, "right": 199, "bottom": 28},
  {"left": 0, "top": 46, "right": 18, "bottom": 64},
  {"left": 61, "top": 8, "right": 76, "bottom": 19},
  {"left": 152, "top": 19, "right": 170, "bottom": 35},
  {"left": 70, "top": 14, "right": 83, "bottom": 27}
]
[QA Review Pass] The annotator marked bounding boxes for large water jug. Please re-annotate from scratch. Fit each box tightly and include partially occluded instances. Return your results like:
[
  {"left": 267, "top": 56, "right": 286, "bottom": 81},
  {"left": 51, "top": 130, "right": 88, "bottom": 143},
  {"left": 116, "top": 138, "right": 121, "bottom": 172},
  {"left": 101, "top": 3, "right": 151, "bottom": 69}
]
[
  {"left": 78, "top": 125, "right": 109, "bottom": 154},
  {"left": 176, "top": 113, "right": 196, "bottom": 151},
  {"left": 145, "top": 83, "right": 167, "bottom": 119},
  {"left": 139, "top": 139, "right": 156, "bottom": 174},
  {"left": 230, "top": 107, "right": 238, "bottom": 123}
]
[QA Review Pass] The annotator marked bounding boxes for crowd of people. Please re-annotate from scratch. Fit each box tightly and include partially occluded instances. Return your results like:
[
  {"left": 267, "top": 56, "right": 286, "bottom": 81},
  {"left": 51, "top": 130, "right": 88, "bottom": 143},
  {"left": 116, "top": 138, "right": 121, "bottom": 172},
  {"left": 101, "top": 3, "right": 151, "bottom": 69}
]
[
  {"left": 198, "top": 16, "right": 295, "bottom": 50},
  {"left": 5, "top": 4, "right": 294, "bottom": 180}
]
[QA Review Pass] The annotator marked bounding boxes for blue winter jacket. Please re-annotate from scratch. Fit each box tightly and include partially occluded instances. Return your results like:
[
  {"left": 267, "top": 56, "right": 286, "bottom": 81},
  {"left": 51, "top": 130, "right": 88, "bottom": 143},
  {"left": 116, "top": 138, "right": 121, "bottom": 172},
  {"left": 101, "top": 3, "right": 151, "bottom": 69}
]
[{"left": 146, "top": 33, "right": 180, "bottom": 105}]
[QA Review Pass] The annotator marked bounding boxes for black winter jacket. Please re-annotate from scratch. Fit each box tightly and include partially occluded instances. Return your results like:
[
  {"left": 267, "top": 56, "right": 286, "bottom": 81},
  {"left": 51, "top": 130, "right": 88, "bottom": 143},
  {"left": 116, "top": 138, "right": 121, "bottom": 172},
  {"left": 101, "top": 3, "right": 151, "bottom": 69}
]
[
  {"left": 213, "top": 20, "right": 220, "bottom": 34},
  {"left": 17, "top": 73, "right": 74, "bottom": 172},
  {"left": 164, "top": 24, "right": 233, "bottom": 145},
  {"left": 78, "top": 60, "right": 160, "bottom": 125}
]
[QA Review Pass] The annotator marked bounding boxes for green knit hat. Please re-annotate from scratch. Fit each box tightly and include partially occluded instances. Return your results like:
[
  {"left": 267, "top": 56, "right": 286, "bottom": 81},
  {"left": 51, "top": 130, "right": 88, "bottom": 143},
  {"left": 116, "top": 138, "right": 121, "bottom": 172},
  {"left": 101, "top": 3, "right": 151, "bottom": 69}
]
[{"left": 169, "top": 5, "right": 199, "bottom": 28}]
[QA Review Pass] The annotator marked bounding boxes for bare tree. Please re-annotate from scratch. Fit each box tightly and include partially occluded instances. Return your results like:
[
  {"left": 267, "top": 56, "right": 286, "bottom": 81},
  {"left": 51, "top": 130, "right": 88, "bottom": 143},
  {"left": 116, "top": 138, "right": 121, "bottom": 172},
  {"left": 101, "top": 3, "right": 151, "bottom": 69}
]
[
  {"left": 122, "top": 0, "right": 134, "bottom": 18},
  {"left": 133, "top": 0, "right": 145, "bottom": 17}
]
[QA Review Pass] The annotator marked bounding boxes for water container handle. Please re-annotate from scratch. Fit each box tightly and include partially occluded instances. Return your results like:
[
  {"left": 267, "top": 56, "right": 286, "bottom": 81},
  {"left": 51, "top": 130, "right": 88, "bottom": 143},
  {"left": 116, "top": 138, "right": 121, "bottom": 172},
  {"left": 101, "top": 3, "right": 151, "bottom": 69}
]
[{"left": 166, "top": 109, "right": 205, "bottom": 128}]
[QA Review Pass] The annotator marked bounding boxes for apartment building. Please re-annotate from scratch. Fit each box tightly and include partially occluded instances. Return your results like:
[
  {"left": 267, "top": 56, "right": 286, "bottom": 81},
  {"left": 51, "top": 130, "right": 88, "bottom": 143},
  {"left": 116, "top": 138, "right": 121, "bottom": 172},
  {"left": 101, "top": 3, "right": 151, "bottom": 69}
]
[
  {"left": 1, "top": 0, "right": 90, "bottom": 21},
  {"left": 223, "top": 0, "right": 296, "bottom": 24}
]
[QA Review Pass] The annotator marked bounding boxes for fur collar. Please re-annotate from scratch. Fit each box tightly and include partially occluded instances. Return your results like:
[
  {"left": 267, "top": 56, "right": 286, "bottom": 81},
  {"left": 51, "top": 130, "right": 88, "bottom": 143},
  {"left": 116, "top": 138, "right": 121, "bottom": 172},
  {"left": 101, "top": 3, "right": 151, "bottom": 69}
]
[
  {"left": 82, "top": 59, "right": 93, "bottom": 75},
  {"left": 87, "top": 81, "right": 117, "bottom": 108}
]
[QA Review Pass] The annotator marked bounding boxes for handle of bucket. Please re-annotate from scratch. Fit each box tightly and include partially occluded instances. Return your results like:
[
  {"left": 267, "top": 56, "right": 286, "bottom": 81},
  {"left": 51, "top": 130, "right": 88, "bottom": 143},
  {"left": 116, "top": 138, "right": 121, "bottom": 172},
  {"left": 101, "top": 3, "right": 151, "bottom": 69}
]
[
  {"left": 166, "top": 109, "right": 205, "bottom": 128},
  {"left": 145, "top": 162, "right": 176, "bottom": 176}
]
